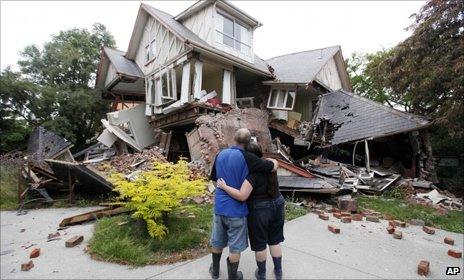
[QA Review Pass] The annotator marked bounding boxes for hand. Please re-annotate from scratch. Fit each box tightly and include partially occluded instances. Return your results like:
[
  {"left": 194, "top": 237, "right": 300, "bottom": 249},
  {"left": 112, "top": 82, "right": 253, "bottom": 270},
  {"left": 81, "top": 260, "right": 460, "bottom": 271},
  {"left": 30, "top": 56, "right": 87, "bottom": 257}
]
[
  {"left": 267, "top": 158, "right": 279, "bottom": 172},
  {"left": 217, "top": 178, "right": 228, "bottom": 190}
]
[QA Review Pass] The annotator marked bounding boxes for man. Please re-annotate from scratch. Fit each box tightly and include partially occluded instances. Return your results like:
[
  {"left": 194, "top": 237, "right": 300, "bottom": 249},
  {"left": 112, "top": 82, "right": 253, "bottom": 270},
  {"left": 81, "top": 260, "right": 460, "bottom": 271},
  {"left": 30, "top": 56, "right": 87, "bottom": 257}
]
[{"left": 209, "top": 128, "right": 277, "bottom": 280}]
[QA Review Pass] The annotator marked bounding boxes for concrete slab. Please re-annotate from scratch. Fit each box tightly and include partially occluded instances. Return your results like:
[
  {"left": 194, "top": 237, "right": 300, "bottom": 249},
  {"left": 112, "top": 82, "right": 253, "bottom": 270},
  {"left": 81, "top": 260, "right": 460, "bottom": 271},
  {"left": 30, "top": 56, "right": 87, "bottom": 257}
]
[{"left": 1, "top": 207, "right": 463, "bottom": 279}]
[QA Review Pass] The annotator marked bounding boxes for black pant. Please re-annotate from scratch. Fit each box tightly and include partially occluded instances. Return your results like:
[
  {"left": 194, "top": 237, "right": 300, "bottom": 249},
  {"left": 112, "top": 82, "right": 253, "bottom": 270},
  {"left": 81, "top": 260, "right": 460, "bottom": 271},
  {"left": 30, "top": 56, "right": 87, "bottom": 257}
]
[{"left": 247, "top": 195, "right": 285, "bottom": 251}]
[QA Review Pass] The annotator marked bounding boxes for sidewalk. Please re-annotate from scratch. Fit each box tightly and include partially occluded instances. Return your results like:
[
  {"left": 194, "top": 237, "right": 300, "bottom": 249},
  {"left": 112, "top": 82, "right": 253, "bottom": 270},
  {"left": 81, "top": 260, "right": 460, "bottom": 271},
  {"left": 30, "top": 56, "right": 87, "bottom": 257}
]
[{"left": 1, "top": 207, "right": 463, "bottom": 279}]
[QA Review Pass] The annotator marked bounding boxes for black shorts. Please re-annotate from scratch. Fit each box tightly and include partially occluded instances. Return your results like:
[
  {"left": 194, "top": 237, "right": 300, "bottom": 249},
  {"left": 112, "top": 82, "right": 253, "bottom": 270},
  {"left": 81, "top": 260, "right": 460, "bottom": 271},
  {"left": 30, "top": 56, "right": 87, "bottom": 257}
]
[{"left": 247, "top": 195, "right": 285, "bottom": 251}]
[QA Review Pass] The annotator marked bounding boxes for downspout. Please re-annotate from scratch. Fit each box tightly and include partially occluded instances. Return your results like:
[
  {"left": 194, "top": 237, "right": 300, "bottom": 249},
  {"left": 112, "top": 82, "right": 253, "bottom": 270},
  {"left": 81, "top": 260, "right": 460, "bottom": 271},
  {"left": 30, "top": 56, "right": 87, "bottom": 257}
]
[{"left": 364, "top": 139, "right": 370, "bottom": 173}]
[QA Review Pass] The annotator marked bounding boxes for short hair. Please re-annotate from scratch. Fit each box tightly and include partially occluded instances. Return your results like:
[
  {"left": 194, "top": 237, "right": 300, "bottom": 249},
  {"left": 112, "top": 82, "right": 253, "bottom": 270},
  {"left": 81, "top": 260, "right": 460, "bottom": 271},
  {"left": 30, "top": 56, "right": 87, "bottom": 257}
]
[
  {"left": 246, "top": 141, "right": 263, "bottom": 158},
  {"left": 234, "top": 128, "right": 251, "bottom": 145}
]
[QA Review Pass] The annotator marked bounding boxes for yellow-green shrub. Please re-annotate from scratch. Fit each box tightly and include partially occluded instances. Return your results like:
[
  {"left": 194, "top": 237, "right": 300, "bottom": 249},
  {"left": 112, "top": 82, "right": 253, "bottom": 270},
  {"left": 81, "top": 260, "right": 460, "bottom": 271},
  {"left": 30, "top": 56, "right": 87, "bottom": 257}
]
[{"left": 110, "top": 160, "right": 206, "bottom": 239}]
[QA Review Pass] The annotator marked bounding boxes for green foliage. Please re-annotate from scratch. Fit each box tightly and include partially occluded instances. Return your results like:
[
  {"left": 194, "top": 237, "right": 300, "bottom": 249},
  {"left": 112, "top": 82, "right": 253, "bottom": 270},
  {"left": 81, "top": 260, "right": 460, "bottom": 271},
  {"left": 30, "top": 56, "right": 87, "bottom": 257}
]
[
  {"left": 284, "top": 198, "right": 308, "bottom": 221},
  {"left": 89, "top": 204, "right": 212, "bottom": 266},
  {"left": 358, "top": 196, "right": 464, "bottom": 233},
  {"left": 0, "top": 23, "right": 115, "bottom": 151},
  {"left": 110, "top": 160, "right": 207, "bottom": 239},
  {"left": 0, "top": 165, "right": 19, "bottom": 210}
]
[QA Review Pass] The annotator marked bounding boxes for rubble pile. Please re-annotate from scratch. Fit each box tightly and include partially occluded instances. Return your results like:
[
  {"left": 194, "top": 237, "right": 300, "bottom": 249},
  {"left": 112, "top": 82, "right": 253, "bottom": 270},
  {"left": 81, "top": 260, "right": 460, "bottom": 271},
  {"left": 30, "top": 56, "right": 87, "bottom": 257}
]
[{"left": 91, "top": 146, "right": 167, "bottom": 176}]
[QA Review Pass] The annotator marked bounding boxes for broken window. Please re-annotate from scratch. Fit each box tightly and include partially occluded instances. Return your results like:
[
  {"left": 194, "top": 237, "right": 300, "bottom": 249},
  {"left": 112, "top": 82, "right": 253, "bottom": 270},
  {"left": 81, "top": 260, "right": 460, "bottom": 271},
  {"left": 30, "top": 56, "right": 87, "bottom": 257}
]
[
  {"left": 267, "top": 89, "right": 296, "bottom": 110},
  {"left": 160, "top": 69, "right": 177, "bottom": 102},
  {"left": 216, "top": 12, "right": 251, "bottom": 56}
]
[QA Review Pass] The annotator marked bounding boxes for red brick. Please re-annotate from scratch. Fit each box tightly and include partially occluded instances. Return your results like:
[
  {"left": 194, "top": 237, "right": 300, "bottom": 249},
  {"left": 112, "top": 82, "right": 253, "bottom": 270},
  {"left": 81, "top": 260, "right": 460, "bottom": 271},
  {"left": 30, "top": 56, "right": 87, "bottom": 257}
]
[
  {"left": 448, "top": 249, "right": 462, "bottom": 258},
  {"left": 341, "top": 216, "right": 351, "bottom": 223},
  {"left": 331, "top": 207, "right": 340, "bottom": 213},
  {"left": 393, "top": 230, "right": 403, "bottom": 239},
  {"left": 422, "top": 226, "right": 435, "bottom": 235},
  {"left": 417, "top": 260, "right": 429, "bottom": 276},
  {"left": 65, "top": 235, "right": 84, "bottom": 248},
  {"left": 328, "top": 225, "right": 340, "bottom": 234},
  {"left": 318, "top": 213, "right": 329, "bottom": 221},
  {"left": 333, "top": 212, "right": 342, "bottom": 219},
  {"left": 313, "top": 209, "right": 323, "bottom": 215},
  {"left": 444, "top": 237, "right": 454, "bottom": 245},
  {"left": 388, "top": 220, "right": 396, "bottom": 228},
  {"left": 352, "top": 214, "right": 363, "bottom": 221},
  {"left": 386, "top": 225, "right": 395, "bottom": 234},
  {"left": 341, "top": 211, "right": 351, "bottom": 217},
  {"left": 21, "top": 260, "right": 34, "bottom": 271},
  {"left": 394, "top": 220, "right": 406, "bottom": 227},
  {"left": 366, "top": 215, "right": 380, "bottom": 223},
  {"left": 338, "top": 197, "right": 358, "bottom": 212},
  {"left": 29, "top": 248, "right": 40, "bottom": 258}
]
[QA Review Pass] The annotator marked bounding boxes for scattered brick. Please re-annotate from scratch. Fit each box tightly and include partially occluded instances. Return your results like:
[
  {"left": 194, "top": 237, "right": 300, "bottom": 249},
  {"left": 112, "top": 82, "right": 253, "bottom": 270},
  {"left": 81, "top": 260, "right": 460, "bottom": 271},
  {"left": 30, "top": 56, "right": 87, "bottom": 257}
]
[
  {"left": 444, "top": 237, "right": 454, "bottom": 245},
  {"left": 422, "top": 226, "right": 435, "bottom": 235},
  {"left": 417, "top": 260, "right": 429, "bottom": 276},
  {"left": 313, "top": 209, "right": 323, "bottom": 215},
  {"left": 366, "top": 215, "right": 380, "bottom": 223},
  {"left": 341, "top": 211, "right": 351, "bottom": 217},
  {"left": 352, "top": 214, "right": 363, "bottom": 221},
  {"left": 333, "top": 212, "right": 342, "bottom": 219},
  {"left": 341, "top": 216, "right": 352, "bottom": 223},
  {"left": 393, "top": 230, "right": 403, "bottom": 239},
  {"left": 448, "top": 249, "right": 462, "bottom": 259},
  {"left": 331, "top": 207, "right": 340, "bottom": 213},
  {"left": 371, "top": 211, "right": 382, "bottom": 217},
  {"left": 21, "top": 260, "right": 34, "bottom": 271},
  {"left": 29, "top": 248, "right": 40, "bottom": 258},
  {"left": 410, "top": 219, "right": 425, "bottom": 226},
  {"left": 65, "top": 235, "right": 84, "bottom": 248},
  {"left": 394, "top": 220, "right": 406, "bottom": 228},
  {"left": 386, "top": 225, "right": 395, "bottom": 234},
  {"left": 328, "top": 225, "right": 340, "bottom": 234},
  {"left": 388, "top": 220, "right": 396, "bottom": 228},
  {"left": 318, "top": 213, "right": 329, "bottom": 221}
]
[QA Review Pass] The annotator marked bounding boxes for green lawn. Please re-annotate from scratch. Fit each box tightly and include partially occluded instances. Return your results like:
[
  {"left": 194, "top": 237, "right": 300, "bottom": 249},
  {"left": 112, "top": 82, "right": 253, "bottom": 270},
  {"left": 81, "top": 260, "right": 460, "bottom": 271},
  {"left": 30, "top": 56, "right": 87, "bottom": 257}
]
[
  {"left": 0, "top": 165, "right": 19, "bottom": 210},
  {"left": 88, "top": 204, "right": 213, "bottom": 266},
  {"left": 358, "top": 196, "right": 464, "bottom": 233},
  {"left": 285, "top": 201, "right": 308, "bottom": 221}
]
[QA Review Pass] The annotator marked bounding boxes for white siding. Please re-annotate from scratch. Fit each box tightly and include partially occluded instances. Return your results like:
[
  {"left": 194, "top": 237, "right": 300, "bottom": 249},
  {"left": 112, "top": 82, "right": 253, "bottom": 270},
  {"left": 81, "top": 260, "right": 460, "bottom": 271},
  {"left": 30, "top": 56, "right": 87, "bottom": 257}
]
[
  {"left": 134, "top": 16, "right": 187, "bottom": 76},
  {"left": 181, "top": 3, "right": 216, "bottom": 46},
  {"left": 315, "top": 56, "right": 343, "bottom": 91}
]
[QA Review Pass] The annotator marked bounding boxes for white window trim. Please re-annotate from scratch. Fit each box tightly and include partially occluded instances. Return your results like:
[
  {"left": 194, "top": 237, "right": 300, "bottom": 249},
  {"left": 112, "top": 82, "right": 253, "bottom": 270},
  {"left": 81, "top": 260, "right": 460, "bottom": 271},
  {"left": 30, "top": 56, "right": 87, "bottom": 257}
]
[
  {"left": 216, "top": 11, "right": 251, "bottom": 55},
  {"left": 160, "top": 69, "right": 177, "bottom": 101},
  {"left": 267, "top": 88, "right": 296, "bottom": 110}
]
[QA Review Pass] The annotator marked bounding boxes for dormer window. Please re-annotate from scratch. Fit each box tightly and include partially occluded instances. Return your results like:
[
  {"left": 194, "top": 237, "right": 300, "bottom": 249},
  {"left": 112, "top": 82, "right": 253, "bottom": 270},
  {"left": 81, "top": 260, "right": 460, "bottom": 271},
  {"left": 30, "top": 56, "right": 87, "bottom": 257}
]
[
  {"left": 216, "top": 12, "right": 251, "bottom": 56},
  {"left": 267, "top": 88, "right": 296, "bottom": 110}
]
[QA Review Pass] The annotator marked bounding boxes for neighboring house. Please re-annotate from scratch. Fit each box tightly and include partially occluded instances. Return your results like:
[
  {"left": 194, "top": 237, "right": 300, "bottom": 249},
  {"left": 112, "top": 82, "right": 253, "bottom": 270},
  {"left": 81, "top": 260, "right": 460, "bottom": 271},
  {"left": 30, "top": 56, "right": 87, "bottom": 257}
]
[{"left": 96, "top": 0, "right": 350, "bottom": 124}]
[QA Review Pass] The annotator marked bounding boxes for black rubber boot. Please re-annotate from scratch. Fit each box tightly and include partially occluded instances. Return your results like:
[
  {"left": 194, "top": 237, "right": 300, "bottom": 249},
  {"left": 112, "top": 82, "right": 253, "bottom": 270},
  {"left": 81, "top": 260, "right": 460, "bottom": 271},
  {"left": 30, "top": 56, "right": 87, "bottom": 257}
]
[
  {"left": 209, "top": 252, "right": 222, "bottom": 279},
  {"left": 255, "top": 260, "right": 266, "bottom": 280},
  {"left": 272, "top": 256, "right": 282, "bottom": 280},
  {"left": 227, "top": 257, "right": 243, "bottom": 280}
]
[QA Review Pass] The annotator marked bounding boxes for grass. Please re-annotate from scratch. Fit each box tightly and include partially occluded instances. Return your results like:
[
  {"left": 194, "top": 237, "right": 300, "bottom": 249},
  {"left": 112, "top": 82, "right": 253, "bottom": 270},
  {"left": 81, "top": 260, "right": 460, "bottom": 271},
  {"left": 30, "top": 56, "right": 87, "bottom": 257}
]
[
  {"left": 285, "top": 201, "right": 308, "bottom": 221},
  {"left": 88, "top": 204, "right": 213, "bottom": 266},
  {"left": 358, "top": 196, "right": 464, "bottom": 233},
  {"left": 0, "top": 165, "right": 19, "bottom": 210}
]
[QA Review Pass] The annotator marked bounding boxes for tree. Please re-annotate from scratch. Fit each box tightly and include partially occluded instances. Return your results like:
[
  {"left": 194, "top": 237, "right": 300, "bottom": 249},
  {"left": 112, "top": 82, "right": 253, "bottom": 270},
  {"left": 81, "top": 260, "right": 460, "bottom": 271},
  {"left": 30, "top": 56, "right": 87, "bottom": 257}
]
[
  {"left": 347, "top": 0, "right": 463, "bottom": 155},
  {"left": 1, "top": 23, "right": 115, "bottom": 151}
]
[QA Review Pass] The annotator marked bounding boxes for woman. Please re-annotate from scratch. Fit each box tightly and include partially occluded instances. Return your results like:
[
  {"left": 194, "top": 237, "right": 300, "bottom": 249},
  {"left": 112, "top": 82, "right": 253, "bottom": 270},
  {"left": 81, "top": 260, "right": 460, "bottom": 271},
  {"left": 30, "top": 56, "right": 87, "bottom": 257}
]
[{"left": 217, "top": 141, "right": 284, "bottom": 280}]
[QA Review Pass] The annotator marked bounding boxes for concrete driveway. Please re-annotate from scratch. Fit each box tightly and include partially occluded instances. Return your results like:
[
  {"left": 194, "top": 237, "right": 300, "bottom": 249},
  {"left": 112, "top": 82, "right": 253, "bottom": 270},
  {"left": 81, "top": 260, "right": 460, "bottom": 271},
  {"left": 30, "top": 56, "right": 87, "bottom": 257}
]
[{"left": 1, "top": 207, "right": 463, "bottom": 279}]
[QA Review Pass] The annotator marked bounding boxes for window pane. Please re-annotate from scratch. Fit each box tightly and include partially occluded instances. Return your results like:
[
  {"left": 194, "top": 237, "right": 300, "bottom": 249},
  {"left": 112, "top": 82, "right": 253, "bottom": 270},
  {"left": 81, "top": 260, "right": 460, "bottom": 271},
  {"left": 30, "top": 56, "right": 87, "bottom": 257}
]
[
  {"left": 234, "top": 22, "right": 241, "bottom": 50},
  {"left": 223, "top": 35, "right": 234, "bottom": 48},
  {"left": 223, "top": 15, "right": 233, "bottom": 36},
  {"left": 161, "top": 73, "right": 168, "bottom": 97},
  {"left": 269, "top": 89, "right": 278, "bottom": 107},
  {"left": 277, "top": 90, "right": 286, "bottom": 107},
  {"left": 285, "top": 90, "right": 295, "bottom": 109},
  {"left": 150, "top": 79, "right": 156, "bottom": 102}
]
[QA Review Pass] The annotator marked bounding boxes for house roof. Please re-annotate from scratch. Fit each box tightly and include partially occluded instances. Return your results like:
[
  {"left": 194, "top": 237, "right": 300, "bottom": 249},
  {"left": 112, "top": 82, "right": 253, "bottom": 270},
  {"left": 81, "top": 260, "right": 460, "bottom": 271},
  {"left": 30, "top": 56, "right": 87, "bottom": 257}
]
[
  {"left": 175, "top": 0, "right": 262, "bottom": 28},
  {"left": 140, "top": 3, "right": 271, "bottom": 76},
  {"left": 312, "top": 90, "right": 430, "bottom": 145},
  {"left": 265, "top": 46, "right": 341, "bottom": 84},
  {"left": 103, "top": 47, "right": 143, "bottom": 78}
]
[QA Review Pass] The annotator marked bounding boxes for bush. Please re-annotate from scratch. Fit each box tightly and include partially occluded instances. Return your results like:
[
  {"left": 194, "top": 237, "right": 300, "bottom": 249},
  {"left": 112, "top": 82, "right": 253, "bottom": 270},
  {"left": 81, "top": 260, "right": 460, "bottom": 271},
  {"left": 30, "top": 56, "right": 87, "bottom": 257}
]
[{"left": 110, "top": 160, "right": 206, "bottom": 239}]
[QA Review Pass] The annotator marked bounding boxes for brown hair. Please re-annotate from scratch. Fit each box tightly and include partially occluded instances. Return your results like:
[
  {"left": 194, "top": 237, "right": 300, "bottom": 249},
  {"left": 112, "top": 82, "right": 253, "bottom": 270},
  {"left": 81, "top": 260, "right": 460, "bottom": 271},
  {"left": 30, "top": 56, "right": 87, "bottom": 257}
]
[{"left": 246, "top": 141, "right": 279, "bottom": 198}]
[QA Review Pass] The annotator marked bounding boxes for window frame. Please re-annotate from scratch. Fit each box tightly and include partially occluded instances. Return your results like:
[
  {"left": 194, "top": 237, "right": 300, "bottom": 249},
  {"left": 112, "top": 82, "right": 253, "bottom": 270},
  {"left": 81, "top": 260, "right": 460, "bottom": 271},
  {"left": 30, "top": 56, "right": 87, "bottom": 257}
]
[
  {"left": 145, "top": 38, "right": 156, "bottom": 63},
  {"left": 267, "top": 88, "right": 296, "bottom": 110},
  {"left": 160, "top": 68, "right": 177, "bottom": 102},
  {"left": 215, "top": 11, "right": 251, "bottom": 55}
]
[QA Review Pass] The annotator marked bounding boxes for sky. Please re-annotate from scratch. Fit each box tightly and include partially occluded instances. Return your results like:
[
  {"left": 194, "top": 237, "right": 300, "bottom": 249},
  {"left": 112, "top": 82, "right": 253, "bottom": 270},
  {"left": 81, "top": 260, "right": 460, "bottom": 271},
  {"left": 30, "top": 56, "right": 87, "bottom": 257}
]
[{"left": 1, "top": 0, "right": 426, "bottom": 70}]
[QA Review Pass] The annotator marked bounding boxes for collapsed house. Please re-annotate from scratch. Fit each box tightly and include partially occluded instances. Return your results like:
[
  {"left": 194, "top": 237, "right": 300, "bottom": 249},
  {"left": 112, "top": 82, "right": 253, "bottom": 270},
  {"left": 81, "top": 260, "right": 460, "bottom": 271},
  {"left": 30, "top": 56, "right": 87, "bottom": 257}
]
[{"left": 18, "top": 1, "right": 455, "bottom": 208}]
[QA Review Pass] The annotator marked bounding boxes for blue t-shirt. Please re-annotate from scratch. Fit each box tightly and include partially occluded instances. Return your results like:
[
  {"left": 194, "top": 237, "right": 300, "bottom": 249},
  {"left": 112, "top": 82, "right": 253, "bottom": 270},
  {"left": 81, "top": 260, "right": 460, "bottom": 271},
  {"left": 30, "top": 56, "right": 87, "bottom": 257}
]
[{"left": 210, "top": 146, "right": 249, "bottom": 217}]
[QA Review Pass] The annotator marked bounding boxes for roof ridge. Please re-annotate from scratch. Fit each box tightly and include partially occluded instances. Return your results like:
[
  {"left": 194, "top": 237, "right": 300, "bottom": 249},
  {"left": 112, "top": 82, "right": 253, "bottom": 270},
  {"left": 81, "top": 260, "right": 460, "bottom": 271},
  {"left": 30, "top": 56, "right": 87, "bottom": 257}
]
[
  {"left": 266, "top": 45, "right": 340, "bottom": 61},
  {"left": 335, "top": 90, "right": 429, "bottom": 125},
  {"left": 141, "top": 3, "right": 175, "bottom": 18}
]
